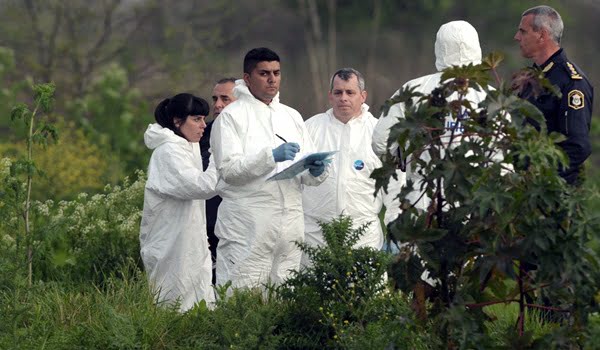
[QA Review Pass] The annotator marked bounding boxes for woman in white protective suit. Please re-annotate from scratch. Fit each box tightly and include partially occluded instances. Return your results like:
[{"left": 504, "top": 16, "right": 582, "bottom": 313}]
[
  {"left": 140, "top": 93, "right": 218, "bottom": 312},
  {"left": 372, "top": 20, "right": 491, "bottom": 213}
]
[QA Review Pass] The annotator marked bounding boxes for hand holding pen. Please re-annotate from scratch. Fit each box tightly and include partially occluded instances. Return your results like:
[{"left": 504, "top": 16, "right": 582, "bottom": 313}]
[{"left": 272, "top": 134, "right": 300, "bottom": 162}]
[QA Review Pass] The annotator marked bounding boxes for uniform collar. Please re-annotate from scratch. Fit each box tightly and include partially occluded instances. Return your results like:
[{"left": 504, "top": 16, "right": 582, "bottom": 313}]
[{"left": 536, "top": 48, "right": 565, "bottom": 73}]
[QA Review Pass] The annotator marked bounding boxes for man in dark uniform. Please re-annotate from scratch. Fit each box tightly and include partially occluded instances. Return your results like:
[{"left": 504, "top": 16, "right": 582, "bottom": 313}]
[
  {"left": 514, "top": 5, "right": 593, "bottom": 185},
  {"left": 199, "top": 77, "right": 236, "bottom": 283}
]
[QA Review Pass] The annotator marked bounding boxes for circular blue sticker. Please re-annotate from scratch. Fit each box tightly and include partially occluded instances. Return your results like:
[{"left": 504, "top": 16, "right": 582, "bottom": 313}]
[{"left": 353, "top": 160, "right": 365, "bottom": 170}]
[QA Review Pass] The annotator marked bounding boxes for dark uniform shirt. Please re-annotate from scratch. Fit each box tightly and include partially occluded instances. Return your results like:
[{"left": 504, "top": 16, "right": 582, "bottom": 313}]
[
  {"left": 199, "top": 120, "right": 222, "bottom": 280},
  {"left": 527, "top": 48, "right": 593, "bottom": 184}
]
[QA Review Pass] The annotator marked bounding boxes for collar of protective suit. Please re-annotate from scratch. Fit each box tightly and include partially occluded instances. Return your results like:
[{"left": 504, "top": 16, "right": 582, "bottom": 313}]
[
  {"left": 232, "top": 79, "right": 280, "bottom": 106},
  {"left": 434, "top": 20, "right": 482, "bottom": 71},
  {"left": 328, "top": 103, "right": 371, "bottom": 124},
  {"left": 144, "top": 123, "right": 191, "bottom": 150}
]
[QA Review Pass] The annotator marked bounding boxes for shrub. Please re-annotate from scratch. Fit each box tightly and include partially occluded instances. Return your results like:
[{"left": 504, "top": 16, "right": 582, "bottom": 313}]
[
  {"left": 30, "top": 171, "right": 146, "bottom": 284},
  {"left": 372, "top": 53, "right": 600, "bottom": 347},
  {"left": 276, "top": 215, "right": 430, "bottom": 349},
  {"left": 0, "top": 119, "right": 114, "bottom": 201},
  {"left": 67, "top": 63, "right": 152, "bottom": 177}
]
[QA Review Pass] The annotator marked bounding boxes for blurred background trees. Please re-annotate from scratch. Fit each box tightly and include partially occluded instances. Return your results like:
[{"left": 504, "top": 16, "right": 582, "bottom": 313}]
[{"left": 0, "top": 0, "right": 598, "bottom": 198}]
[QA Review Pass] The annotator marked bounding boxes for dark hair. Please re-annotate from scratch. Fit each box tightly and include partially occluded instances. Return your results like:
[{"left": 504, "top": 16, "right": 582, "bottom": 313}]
[
  {"left": 154, "top": 93, "right": 210, "bottom": 135},
  {"left": 217, "top": 77, "right": 237, "bottom": 85},
  {"left": 330, "top": 68, "right": 365, "bottom": 92},
  {"left": 243, "top": 47, "right": 280, "bottom": 74}
]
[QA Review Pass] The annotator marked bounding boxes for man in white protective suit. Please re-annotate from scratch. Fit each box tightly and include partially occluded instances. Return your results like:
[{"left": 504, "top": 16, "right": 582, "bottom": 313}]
[
  {"left": 210, "top": 47, "right": 329, "bottom": 289},
  {"left": 371, "top": 20, "right": 489, "bottom": 213},
  {"left": 302, "top": 68, "right": 402, "bottom": 264}
]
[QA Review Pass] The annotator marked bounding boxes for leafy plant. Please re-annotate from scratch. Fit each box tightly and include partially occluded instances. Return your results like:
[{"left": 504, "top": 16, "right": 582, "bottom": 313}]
[
  {"left": 5, "top": 82, "right": 58, "bottom": 286},
  {"left": 0, "top": 118, "right": 115, "bottom": 200},
  {"left": 276, "top": 215, "right": 428, "bottom": 349},
  {"left": 373, "top": 52, "right": 600, "bottom": 348},
  {"left": 31, "top": 171, "right": 146, "bottom": 284},
  {"left": 67, "top": 63, "right": 152, "bottom": 178}
]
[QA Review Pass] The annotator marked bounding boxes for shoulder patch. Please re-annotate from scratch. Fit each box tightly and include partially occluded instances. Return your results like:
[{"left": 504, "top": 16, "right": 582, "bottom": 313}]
[
  {"left": 568, "top": 90, "right": 585, "bottom": 110},
  {"left": 566, "top": 62, "right": 583, "bottom": 80}
]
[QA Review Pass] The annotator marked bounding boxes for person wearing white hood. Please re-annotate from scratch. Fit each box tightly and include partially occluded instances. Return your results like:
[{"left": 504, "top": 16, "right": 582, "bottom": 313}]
[
  {"left": 372, "top": 20, "right": 488, "bottom": 213},
  {"left": 210, "top": 47, "right": 329, "bottom": 289},
  {"left": 140, "top": 93, "right": 218, "bottom": 312},
  {"left": 302, "top": 68, "right": 401, "bottom": 262}
]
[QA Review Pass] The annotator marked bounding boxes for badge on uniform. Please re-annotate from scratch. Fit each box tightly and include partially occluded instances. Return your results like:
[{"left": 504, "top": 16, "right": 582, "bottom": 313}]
[{"left": 568, "top": 90, "right": 585, "bottom": 110}]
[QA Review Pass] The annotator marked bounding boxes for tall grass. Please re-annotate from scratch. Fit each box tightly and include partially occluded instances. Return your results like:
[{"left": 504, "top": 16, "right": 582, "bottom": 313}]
[
  {"left": 0, "top": 265, "right": 287, "bottom": 349},
  {"left": 484, "top": 303, "right": 559, "bottom": 347}
]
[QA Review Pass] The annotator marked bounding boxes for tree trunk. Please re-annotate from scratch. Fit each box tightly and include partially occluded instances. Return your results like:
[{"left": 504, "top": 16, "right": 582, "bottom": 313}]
[{"left": 365, "top": 0, "right": 382, "bottom": 104}]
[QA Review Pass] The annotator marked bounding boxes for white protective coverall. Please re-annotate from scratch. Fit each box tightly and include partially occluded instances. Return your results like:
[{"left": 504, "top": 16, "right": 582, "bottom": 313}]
[
  {"left": 372, "top": 20, "right": 488, "bottom": 212},
  {"left": 210, "top": 80, "right": 328, "bottom": 289},
  {"left": 140, "top": 123, "right": 218, "bottom": 312},
  {"left": 302, "top": 104, "right": 401, "bottom": 258}
]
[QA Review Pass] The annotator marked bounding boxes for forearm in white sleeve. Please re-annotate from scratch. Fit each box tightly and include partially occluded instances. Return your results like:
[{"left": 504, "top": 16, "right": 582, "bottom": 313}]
[{"left": 210, "top": 112, "right": 276, "bottom": 185}]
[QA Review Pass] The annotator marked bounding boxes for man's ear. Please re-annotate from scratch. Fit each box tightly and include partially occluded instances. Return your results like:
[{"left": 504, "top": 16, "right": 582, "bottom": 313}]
[
  {"left": 243, "top": 72, "right": 250, "bottom": 86},
  {"left": 361, "top": 90, "right": 368, "bottom": 103},
  {"left": 538, "top": 28, "right": 549, "bottom": 42}
]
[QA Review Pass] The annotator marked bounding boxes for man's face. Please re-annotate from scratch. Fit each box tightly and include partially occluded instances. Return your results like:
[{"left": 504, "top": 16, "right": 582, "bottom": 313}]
[
  {"left": 514, "top": 14, "right": 542, "bottom": 59},
  {"left": 329, "top": 75, "right": 367, "bottom": 120},
  {"left": 212, "top": 81, "right": 236, "bottom": 117},
  {"left": 243, "top": 61, "right": 281, "bottom": 104}
]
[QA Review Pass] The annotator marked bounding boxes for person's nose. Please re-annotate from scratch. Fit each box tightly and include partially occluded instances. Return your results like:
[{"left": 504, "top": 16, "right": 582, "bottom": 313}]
[
  {"left": 267, "top": 73, "right": 275, "bottom": 83},
  {"left": 214, "top": 98, "right": 224, "bottom": 111},
  {"left": 514, "top": 32, "right": 520, "bottom": 41},
  {"left": 200, "top": 119, "right": 207, "bottom": 128}
]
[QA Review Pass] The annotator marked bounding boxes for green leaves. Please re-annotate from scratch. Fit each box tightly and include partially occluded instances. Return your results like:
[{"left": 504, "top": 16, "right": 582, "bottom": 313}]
[
  {"left": 373, "top": 53, "right": 600, "bottom": 347},
  {"left": 10, "top": 103, "right": 30, "bottom": 122},
  {"left": 33, "top": 83, "right": 55, "bottom": 113},
  {"left": 481, "top": 51, "right": 504, "bottom": 71}
]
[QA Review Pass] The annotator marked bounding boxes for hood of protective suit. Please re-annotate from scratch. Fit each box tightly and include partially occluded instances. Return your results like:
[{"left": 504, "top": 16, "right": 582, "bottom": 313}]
[
  {"left": 144, "top": 123, "right": 188, "bottom": 150},
  {"left": 233, "top": 79, "right": 280, "bottom": 105},
  {"left": 434, "top": 20, "right": 482, "bottom": 71}
]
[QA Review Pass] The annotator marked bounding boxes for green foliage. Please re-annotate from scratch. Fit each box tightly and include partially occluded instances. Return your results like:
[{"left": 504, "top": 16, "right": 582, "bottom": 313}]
[
  {"left": 4, "top": 81, "right": 58, "bottom": 286},
  {"left": 0, "top": 47, "right": 31, "bottom": 134},
  {"left": 0, "top": 160, "right": 144, "bottom": 288},
  {"left": 276, "top": 215, "right": 429, "bottom": 349},
  {"left": 484, "top": 303, "right": 558, "bottom": 348},
  {"left": 30, "top": 171, "right": 146, "bottom": 284},
  {"left": 0, "top": 119, "right": 116, "bottom": 200},
  {"left": 373, "top": 54, "right": 600, "bottom": 347},
  {"left": 182, "top": 289, "right": 285, "bottom": 349},
  {"left": 0, "top": 268, "right": 282, "bottom": 349},
  {"left": 0, "top": 216, "right": 432, "bottom": 349},
  {"left": 67, "top": 63, "right": 152, "bottom": 177},
  {"left": 0, "top": 267, "right": 182, "bottom": 350}
]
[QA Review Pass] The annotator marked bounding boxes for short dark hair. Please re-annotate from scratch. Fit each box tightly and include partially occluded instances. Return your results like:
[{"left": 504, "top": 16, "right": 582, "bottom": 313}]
[
  {"left": 154, "top": 93, "right": 209, "bottom": 135},
  {"left": 216, "top": 77, "right": 237, "bottom": 85},
  {"left": 330, "top": 68, "right": 365, "bottom": 92},
  {"left": 243, "top": 47, "right": 280, "bottom": 74}
]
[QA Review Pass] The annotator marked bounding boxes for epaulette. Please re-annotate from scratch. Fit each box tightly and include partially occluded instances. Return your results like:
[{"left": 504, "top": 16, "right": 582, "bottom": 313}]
[
  {"left": 566, "top": 62, "right": 583, "bottom": 80},
  {"left": 542, "top": 62, "right": 554, "bottom": 73}
]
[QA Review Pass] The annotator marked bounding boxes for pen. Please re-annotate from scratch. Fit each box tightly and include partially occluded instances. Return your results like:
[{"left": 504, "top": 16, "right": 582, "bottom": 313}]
[{"left": 275, "top": 134, "right": 288, "bottom": 143}]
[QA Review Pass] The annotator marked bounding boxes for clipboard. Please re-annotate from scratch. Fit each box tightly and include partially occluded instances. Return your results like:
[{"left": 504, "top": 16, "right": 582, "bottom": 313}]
[{"left": 267, "top": 151, "right": 337, "bottom": 181}]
